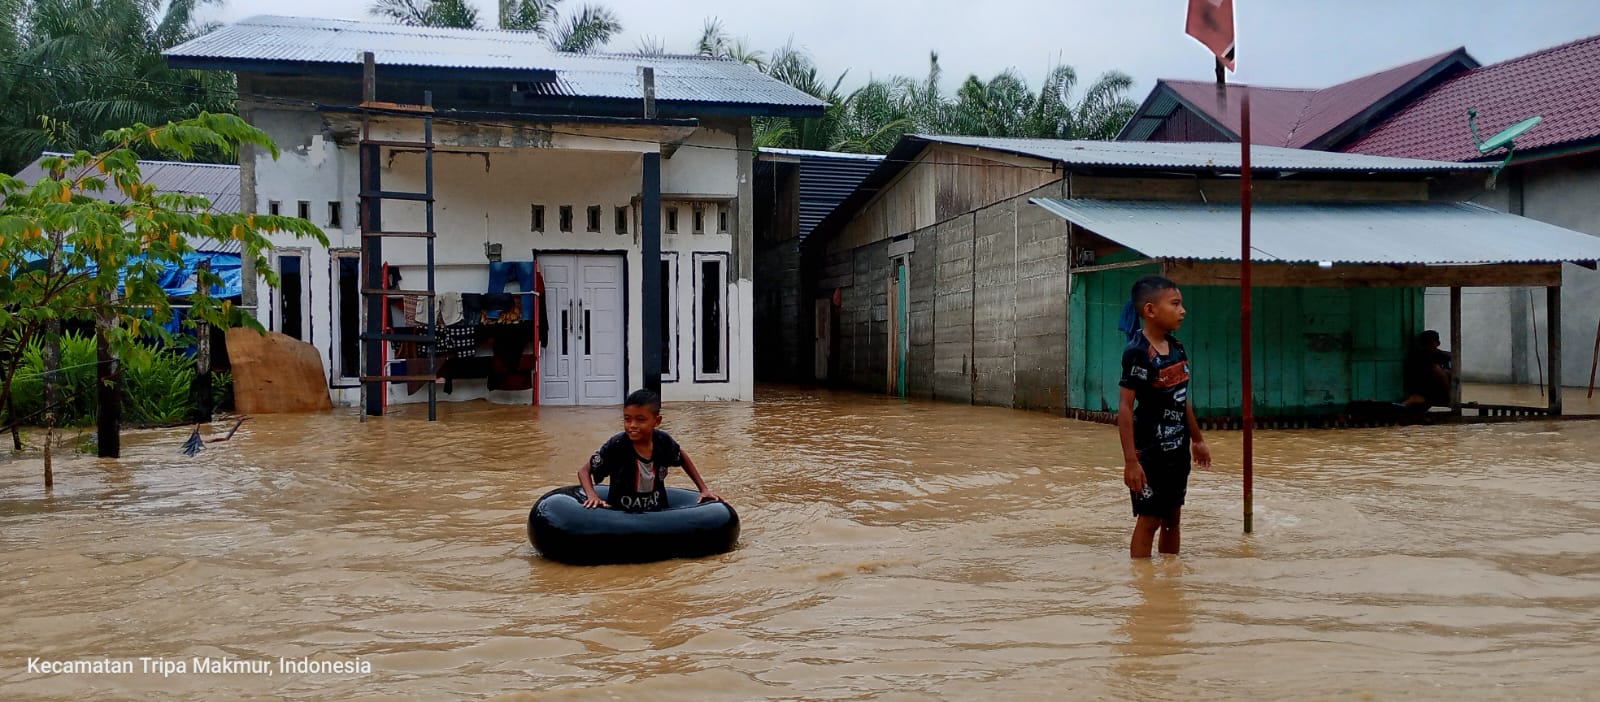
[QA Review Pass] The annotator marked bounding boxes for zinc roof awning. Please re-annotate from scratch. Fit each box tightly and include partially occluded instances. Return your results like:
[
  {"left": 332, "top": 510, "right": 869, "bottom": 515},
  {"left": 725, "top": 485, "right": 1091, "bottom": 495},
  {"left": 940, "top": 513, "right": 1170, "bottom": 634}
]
[
  {"left": 1030, "top": 198, "right": 1600, "bottom": 287},
  {"left": 1031, "top": 198, "right": 1600, "bottom": 265}
]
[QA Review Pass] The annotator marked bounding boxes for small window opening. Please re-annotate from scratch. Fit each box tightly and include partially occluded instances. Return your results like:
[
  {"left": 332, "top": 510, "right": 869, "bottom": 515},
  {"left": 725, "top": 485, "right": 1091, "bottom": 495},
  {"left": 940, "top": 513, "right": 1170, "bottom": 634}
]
[
  {"left": 531, "top": 204, "right": 545, "bottom": 232},
  {"left": 559, "top": 205, "right": 573, "bottom": 232},
  {"left": 615, "top": 206, "right": 629, "bottom": 234},
  {"left": 586, "top": 205, "right": 602, "bottom": 233},
  {"left": 328, "top": 201, "right": 342, "bottom": 228}
]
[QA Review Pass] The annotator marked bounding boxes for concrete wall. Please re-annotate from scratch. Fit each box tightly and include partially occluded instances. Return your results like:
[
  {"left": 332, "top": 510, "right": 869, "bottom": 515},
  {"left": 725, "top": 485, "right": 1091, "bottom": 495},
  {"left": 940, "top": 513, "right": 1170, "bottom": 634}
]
[
  {"left": 245, "top": 105, "right": 755, "bottom": 406},
  {"left": 817, "top": 181, "right": 1072, "bottom": 413},
  {"left": 1430, "top": 154, "right": 1600, "bottom": 389}
]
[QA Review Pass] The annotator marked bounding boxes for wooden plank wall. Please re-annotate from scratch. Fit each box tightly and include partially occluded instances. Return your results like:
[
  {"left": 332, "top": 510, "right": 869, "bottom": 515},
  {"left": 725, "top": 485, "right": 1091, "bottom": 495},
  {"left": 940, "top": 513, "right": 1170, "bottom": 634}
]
[
  {"left": 820, "top": 180, "right": 1071, "bottom": 411},
  {"left": 831, "top": 145, "right": 1061, "bottom": 254}
]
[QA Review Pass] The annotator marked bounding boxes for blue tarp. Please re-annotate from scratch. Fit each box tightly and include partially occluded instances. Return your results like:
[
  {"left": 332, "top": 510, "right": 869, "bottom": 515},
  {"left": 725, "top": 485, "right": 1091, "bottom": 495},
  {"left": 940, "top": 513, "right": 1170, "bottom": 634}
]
[{"left": 17, "top": 247, "right": 242, "bottom": 299}]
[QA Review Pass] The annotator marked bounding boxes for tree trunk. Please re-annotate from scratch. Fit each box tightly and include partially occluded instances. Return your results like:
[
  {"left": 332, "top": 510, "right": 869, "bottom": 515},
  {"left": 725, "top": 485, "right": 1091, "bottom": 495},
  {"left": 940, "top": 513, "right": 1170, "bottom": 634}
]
[
  {"left": 7, "top": 395, "right": 18, "bottom": 452},
  {"left": 192, "top": 318, "right": 213, "bottom": 423},
  {"left": 44, "top": 319, "right": 60, "bottom": 416},
  {"left": 43, "top": 416, "right": 54, "bottom": 489},
  {"left": 96, "top": 305, "right": 120, "bottom": 459},
  {"left": 191, "top": 262, "right": 213, "bottom": 423},
  {"left": 44, "top": 319, "right": 60, "bottom": 487}
]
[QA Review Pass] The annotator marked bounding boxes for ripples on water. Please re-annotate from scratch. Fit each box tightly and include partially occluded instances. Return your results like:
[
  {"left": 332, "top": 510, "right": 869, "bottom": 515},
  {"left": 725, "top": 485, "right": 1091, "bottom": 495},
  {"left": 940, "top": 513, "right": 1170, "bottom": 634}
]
[{"left": 2, "top": 387, "right": 1598, "bottom": 700}]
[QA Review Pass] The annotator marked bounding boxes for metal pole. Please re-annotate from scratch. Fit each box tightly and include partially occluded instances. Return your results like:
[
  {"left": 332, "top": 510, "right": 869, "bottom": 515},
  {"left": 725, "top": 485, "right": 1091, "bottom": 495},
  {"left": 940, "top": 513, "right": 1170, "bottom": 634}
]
[
  {"left": 360, "top": 52, "right": 384, "bottom": 417},
  {"left": 1240, "top": 87, "right": 1254, "bottom": 535},
  {"left": 425, "top": 90, "right": 437, "bottom": 422},
  {"left": 642, "top": 152, "right": 663, "bottom": 394}
]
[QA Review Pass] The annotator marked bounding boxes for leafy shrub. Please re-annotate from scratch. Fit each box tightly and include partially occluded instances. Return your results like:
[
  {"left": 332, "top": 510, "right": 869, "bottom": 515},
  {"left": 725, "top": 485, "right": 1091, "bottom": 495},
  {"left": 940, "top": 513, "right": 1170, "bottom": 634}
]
[{"left": 5, "top": 334, "right": 227, "bottom": 427}]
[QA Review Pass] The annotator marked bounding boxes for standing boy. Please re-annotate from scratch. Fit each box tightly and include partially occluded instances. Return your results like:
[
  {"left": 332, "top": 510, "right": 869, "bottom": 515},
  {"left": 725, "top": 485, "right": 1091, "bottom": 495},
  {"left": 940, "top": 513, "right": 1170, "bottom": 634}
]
[
  {"left": 1118, "top": 276, "right": 1212, "bottom": 558},
  {"left": 579, "top": 389, "right": 721, "bottom": 512}
]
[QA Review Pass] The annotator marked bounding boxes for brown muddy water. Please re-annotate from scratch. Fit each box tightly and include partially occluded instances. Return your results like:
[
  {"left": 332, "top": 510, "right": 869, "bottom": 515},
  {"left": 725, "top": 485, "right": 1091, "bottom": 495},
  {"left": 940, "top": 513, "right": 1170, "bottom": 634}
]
[{"left": 2, "top": 387, "right": 1598, "bottom": 701}]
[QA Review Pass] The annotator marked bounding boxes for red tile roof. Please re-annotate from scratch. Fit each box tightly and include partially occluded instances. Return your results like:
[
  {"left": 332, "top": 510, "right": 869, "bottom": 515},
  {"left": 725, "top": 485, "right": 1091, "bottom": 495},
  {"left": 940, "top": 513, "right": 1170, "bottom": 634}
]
[
  {"left": 1346, "top": 35, "right": 1600, "bottom": 161},
  {"left": 1161, "top": 49, "right": 1470, "bottom": 148}
]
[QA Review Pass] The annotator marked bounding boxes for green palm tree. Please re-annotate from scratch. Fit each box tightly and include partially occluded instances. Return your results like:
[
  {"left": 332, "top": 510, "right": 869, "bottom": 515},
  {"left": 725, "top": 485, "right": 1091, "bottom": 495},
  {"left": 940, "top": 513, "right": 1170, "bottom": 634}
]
[
  {"left": 550, "top": 4, "right": 620, "bottom": 53},
  {"left": 0, "top": 0, "right": 237, "bottom": 174},
  {"left": 753, "top": 40, "right": 850, "bottom": 152},
  {"left": 369, "top": 0, "right": 480, "bottom": 29},
  {"left": 500, "top": 0, "right": 558, "bottom": 35},
  {"left": 496, "top": 0, "right": 620, "bottom": 52}
]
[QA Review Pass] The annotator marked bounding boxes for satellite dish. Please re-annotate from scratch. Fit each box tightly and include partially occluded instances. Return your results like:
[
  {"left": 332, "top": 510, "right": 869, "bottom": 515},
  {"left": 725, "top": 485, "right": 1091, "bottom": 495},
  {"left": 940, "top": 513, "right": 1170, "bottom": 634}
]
[
  {"left": 1475, "top": 113, "right": 1543, "bottom": 153},
  {"left": 1467, "top": 109, "right": 1542, "bottom": 188}
]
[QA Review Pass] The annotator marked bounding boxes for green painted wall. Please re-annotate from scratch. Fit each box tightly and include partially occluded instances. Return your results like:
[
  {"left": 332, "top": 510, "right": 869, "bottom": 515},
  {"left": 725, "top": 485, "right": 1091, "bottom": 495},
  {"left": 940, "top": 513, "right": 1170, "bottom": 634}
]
[{"left": 1070, "top": 270, "right": 1425, "bottom": 417}]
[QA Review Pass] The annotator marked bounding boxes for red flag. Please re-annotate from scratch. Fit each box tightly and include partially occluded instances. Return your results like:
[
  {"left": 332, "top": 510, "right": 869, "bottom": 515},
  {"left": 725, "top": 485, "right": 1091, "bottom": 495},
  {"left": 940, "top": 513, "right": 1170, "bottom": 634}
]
[{"left": 1186, "top": 0, "right": 1236, "bottom": 71}]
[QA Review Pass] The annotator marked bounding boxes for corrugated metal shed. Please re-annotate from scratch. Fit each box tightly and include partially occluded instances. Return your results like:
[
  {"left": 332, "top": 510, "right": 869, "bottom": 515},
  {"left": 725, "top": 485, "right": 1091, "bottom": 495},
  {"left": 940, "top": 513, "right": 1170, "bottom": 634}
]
[
  {"left": 166, "top": 15, "right": 826, "bottom": 114},
  {"left": 926, "top": 135, "right": 1490, "bottom": 173},
  {"left": 1030, "top": 198, "right": 1600, "bottom": 265},
  {"left": 806, "top": 134, "right": 1490, "bottom": 247},
  {"left": 14, "top": 153, "right": 244, "bottom": 254}
]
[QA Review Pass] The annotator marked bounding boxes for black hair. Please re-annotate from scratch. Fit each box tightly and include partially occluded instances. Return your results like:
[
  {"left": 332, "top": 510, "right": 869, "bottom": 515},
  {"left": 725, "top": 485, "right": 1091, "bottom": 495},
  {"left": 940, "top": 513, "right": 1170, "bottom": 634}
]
[
  {"left": 1130, "top": 275, "right": 1179, "bottom": 310},
  {"left": 624, "top": 389, "right": 661, "bottom": 414},
  {"left": 1418, "top": 330, "right": 1441, "bottom": 345}
]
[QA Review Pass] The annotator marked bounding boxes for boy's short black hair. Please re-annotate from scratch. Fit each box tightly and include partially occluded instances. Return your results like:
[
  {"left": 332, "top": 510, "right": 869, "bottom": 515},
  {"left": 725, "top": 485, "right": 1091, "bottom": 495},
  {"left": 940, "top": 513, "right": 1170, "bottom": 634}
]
[
  {"left": 1131, "top": 275, "right": 1179, "bottom": 308},
  {"left": 624, "top": 389, "right": 661, "bottom": 414},
  {"left": 1418, "top": 330, "right": 1441, "bottom": 345}
]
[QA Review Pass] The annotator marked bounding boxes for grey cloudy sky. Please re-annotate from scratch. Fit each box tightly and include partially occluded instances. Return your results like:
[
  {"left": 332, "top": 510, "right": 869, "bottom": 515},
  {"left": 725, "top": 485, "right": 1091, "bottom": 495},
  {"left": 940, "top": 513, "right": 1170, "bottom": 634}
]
[{"left": 205, "top": 1, "right": 1600, "bottom": 98}]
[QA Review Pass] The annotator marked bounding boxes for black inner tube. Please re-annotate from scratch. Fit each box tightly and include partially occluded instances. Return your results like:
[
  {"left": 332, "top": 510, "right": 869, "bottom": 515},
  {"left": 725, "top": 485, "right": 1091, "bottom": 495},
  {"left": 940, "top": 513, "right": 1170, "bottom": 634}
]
[{"left": 528, "top": 485, "right": 740, "bottom": 565}]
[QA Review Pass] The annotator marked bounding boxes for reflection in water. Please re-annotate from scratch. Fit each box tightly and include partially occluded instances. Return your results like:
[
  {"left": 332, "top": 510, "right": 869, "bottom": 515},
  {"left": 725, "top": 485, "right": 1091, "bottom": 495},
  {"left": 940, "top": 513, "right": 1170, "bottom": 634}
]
[
  {"left": 1113, "top": 560, "right": 1194, "bottom": 692},
  {"left": 2, "top": 386, "right": 1599, "bottom": 700}
]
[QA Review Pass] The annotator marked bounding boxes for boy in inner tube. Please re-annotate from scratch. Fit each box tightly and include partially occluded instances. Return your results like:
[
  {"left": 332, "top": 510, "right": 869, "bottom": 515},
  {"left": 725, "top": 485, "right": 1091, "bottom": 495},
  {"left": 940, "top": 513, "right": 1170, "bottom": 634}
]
[{"left": 578, "top": 389, "right": 721, "bottom": 512}]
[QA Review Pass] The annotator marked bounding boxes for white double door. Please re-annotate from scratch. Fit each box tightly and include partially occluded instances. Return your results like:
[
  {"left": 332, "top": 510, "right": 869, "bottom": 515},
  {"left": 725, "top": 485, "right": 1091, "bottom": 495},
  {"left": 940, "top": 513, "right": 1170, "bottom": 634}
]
[{"left": 540, "top": 254, "right": 626, "bottom": 405}]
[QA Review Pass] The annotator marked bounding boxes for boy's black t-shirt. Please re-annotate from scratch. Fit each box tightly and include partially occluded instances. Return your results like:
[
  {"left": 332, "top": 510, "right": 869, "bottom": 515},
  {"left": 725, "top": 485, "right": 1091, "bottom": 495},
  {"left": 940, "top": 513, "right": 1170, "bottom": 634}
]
[
  {"left": 1119, "top": 332, "right": 1192, "bottom": 455},
  {"left": 589, "top": 430, "right": 684, "bottom": 512}
]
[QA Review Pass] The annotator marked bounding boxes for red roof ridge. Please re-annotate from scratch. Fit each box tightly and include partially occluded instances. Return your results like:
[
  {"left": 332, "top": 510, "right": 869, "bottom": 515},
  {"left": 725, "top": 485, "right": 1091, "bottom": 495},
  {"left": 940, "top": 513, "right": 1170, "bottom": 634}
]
[
  {"left": 1144, "top": 47, "right": 1473, "bottom": 148},
  {"left": 1161, "top": 78, "right": 1313, "bottom": 95},
  {"left": 1471, "top": 32, "right": 1600, "bottom": 71},
  {"left": 1160, "top": 47, "right": 1466, "bottom": 95}
]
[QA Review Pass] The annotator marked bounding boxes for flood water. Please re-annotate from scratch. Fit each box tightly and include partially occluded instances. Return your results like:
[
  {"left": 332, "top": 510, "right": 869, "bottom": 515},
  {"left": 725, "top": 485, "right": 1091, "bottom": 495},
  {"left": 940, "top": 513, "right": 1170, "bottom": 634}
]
[{"left": 2, "top": 387, "right": 1599, "bottom": 700}]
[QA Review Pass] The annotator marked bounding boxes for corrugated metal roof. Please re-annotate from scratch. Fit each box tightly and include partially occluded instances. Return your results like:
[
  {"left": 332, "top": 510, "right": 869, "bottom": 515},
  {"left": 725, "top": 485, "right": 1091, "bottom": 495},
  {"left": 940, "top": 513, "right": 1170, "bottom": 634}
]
[
  {"left": 793, "top": 153, "right": 882, "bottom": 240},
  {"left": 167, "top": 15, "right": 826, "bottom": 113},
  {"left": 759, "top": 147, "right": 886, "bottom": 162},
  {"left": 1347, "top": 34, "right": 1600, "bottom": 161},
  {"left": 14, "top": 153, "right": 244, "bottom": 254},
  {"left": 1030, "top": 198, "right": 1600, "bottom": 265},
  {"left": 925, "top": 135, "right": 1488, "bottom": 173}
]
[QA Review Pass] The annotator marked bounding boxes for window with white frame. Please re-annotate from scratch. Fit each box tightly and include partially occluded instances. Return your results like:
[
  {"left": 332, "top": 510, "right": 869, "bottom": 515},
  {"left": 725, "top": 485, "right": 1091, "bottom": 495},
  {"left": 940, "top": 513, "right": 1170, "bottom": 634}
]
[
  {"left": 693, "top": 252, "right": 728, "bottom": 382},
  {"left": 660, "top": 252, "right": 678, "bottom": 382}
]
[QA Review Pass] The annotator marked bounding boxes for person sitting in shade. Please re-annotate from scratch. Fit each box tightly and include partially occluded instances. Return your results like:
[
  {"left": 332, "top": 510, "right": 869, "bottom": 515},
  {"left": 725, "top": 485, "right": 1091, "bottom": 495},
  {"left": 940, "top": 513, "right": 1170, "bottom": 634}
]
[{"left": 1403, "top": 330, "right": 1453, "bottom": 409}]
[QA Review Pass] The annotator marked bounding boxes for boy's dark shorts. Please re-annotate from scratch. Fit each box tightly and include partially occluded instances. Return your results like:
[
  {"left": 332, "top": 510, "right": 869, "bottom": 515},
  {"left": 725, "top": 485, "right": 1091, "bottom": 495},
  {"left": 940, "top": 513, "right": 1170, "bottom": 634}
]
[{"left": 1131, "top": 446, "right": 1192, "bottom": 517}]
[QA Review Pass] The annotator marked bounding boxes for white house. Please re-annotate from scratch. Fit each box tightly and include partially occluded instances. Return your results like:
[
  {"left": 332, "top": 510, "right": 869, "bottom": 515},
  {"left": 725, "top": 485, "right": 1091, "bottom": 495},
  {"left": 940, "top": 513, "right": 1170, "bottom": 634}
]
[{"left": 164, "top": 16, "right": 824, "bottom": 410}]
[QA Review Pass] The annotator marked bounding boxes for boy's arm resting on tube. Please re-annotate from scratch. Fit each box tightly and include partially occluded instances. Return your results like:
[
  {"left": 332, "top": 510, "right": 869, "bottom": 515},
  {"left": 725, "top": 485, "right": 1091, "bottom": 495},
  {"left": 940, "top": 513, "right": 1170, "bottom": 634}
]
[
  {"left": 680, "top": 451, "right": 722, "bottom": 503},
  {"left": 579, "top": 460, "right": 609, "bottom": 509},
  {"left": 1119, "top": 387, "right": 1146, "bottom": 493},
  {"left": 1187, "top": 401, "right": 1212, "bottom": 469}
]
